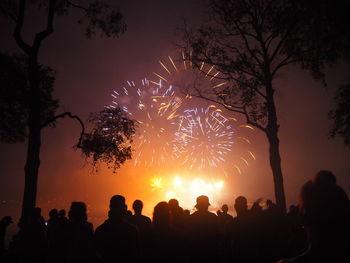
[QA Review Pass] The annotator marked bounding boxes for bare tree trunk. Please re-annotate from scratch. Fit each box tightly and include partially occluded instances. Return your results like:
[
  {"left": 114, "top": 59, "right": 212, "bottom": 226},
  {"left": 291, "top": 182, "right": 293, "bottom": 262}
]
[
  {"left": 22, "top": 118, "right": 41, "bottom": 219},
  {"left": 266, "top": 128, "right": 286, "bottom": 214},
  {"left": 21, "top": 54, "right": 42, "bottom": 220},
  {"left": 266, "top": 82, "right": 287, "bottom": 214}
]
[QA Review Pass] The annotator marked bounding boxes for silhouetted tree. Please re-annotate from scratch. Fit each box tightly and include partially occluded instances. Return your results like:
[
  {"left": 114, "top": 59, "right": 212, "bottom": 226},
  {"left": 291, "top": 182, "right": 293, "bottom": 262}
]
[
  {"left": 181, "top": 0, "right": 299, "bottom": 213},
  {"left": 79, "top": 108, "right": 136, "bottom": 172},
  {"left": 181, "top": 0, "right": 350, "bottom": 213},
  {"left": 0, "top": 53, "right": 58, "bottom": 143},
  {"left": 329, "top": 81, "right": 350, "bottom": 147},
  {"left": 0, "top": 0, "right": 126, "bottom": 222},
  {"left": 282, "top": 0, "right": 350, "bottom": 81},
  {"left": 281, "top": 0, "right": 350, "bottom": 147}
]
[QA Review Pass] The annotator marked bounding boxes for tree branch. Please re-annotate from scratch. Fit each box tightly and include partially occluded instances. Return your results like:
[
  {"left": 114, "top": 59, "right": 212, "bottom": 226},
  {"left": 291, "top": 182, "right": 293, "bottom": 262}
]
[
  {"left": 13, "top": 0, "right": 31, "bottom": 54},
  {"left": 33, "top": 0, "right": 56, "bottom": 52},
  {"left": 41, "top": 112, "right": 85, "bottom": 147},
  {"left": 0, "top": 5, "right": 18, "bottom": 23},
  {"left": 66, "top": 0, "right": 88, "bottom": 11}
]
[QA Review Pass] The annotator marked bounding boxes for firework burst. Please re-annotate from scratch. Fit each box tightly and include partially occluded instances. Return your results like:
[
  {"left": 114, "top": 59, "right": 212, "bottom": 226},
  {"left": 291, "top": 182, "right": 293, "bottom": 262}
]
[
  {"left": 151, "top": 53, "right": 256, "bottom": 174},
  {"left": 107, "top": 78, "right": 181, "bottom": 167},
  {"left": 173, "top": 105, "right": 234, "bottom": 169}
]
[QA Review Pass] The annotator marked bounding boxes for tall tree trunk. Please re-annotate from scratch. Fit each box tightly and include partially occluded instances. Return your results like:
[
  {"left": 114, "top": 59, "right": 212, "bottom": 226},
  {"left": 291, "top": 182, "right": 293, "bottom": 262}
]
[
  {"left": 21, "top": 54, "right": 42, "bottom": 221},
  {"left": 266, "top": 128, "right": 286, "bottom": 214},
  {"left": 265, "top": 82, "right": 287, "bottom": 214},
  {"left": 21, "top": 118, "right": 41, "bottom": 219}
]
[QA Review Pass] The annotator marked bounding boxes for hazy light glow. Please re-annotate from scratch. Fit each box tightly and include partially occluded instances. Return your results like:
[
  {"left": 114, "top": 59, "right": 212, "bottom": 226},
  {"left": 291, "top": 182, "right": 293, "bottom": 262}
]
[{"left": 151, "top": 174, "right": 225, "bottom": 210}]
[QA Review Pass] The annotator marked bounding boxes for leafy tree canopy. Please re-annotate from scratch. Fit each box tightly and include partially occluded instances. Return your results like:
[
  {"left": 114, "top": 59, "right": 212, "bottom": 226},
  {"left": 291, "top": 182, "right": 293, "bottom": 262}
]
[
  {"left": 0, "top": 52, "right": 58, "bottom": 143},
  {"left": 79, "top": 108, "right": 137, "bottom": 172},
  {"left": 330, "top": 81, "right": 350, "bottom": 147}
]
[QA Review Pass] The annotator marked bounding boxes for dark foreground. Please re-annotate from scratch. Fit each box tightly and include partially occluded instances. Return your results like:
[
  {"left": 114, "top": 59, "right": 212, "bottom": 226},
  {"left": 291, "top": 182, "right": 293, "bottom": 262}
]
[{"left": 0, "top": 170, "right": 349, "bottom": 263}]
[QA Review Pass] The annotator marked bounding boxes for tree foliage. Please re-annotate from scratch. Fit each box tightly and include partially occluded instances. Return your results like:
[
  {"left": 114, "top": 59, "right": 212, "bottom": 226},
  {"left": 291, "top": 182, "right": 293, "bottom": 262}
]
[
  {"left": 181, "top": 0, "right": 299, "bottom": 131},
  {"left": 283, "top": 0, "right": 350, "bottom": 81},
  {"left": 329, "top": 81, "right": 350, "bottom": 147},
  {"left": 0, "top": 52, "right": 58, "bottom": 143},
  {"left": 282, "top": 0, "right": 350, "bottom": 145},
  {"left": 180, "top": 0, "right": 301, "bottom": 212},
  {"left": 180, "top": 0, "right": 350, "bottom": 211},
  {"left": 79, "top": 108, "right": 137, "bottom": 172},
  {"left": 0, "top": 0, "right": 128, "bottom": 218},
  {"left": 0, "top": 0, "right": 126, "bottom": 39}
]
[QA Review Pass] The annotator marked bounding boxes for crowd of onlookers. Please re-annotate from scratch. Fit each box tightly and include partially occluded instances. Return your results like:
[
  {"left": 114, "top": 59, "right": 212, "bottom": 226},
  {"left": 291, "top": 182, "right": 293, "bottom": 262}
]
[{"left": 0, "top": 170, "right": 349, "bottom": 263}]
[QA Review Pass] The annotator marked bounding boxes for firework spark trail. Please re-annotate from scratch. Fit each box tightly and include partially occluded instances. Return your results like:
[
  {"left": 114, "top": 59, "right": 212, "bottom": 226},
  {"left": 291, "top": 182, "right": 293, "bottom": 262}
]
[
  {"left": 173, "top": 105, "right": 235, "bottom": 170},
  {"left": 149, "top": 53, "right": 257, "bottom": 174},
  {"left": 107, "top": 78, "right": 182, "bottom": 167},
  {"left": 106, "top": 53, "right": 256, "bottom": 173}
]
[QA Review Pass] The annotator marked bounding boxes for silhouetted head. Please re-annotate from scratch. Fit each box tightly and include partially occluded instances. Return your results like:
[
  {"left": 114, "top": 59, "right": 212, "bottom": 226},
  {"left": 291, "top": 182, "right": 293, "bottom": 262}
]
[
  {"left": 266, "top": 199, "right": 277, "bottom": 210},
  {"left": 234, "top": 196, "right": 248, "bottom": 216},
  {"left": 109, "top": 195, "right": 127, "bottom": 219},
  {"left": 299, "top": 173, "right": 349, "bottom": 228},
  {"left": 58, "top": 209, "right": 66, "bottom": 218},
  {"left": 68, "top": 202, "right": 87, "bottom": 223},
  {"left": 132, "top": 200, "right": 143, "bottom": 215},
  {"left": 313, "top": 170, "right": 336, "bottom": 185},
  {"left": 153, "top": 201, "right": 170, "bottom": 228},
  {"left": 168, "top": 198, "right": 179, "bottom": 210},
  {"left": 1, "top": 216, "right": 13, "bottom": 226},
  {"left": 251, "top": 199, "right": 263, "bottom": 213},
  {"left": 195, "top": 195, "right": 210, "bottom": 211},
  {"left": 183, "top": 209, "right": 190, "bottom": 216},
  {"left": 49, "top": 209, "right": 58, "bottom": 219},
  {"left": 222, "top": 204, "right": 229, "bottom": 214}
]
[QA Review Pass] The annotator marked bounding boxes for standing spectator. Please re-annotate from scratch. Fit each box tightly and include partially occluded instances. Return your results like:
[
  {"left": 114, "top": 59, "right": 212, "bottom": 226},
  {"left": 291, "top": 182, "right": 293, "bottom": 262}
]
[
  {"left": 189, "top": 195, "right": 220, "bottom": 262},
  {"left": 278, "top": 170, "right": 350, "bottom": 263},
  {"left": 94, "top": 195, "right": 139, "bottom": 262},
  {"left": 0, "top": 216, "right": 13, "bottom": 257}
]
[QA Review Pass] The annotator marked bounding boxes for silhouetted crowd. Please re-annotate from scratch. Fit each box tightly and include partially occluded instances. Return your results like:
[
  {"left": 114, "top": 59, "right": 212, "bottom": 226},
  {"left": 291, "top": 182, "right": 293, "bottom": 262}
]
[{"left": 1, "top": 170, "right": 350, "bottom": 263}]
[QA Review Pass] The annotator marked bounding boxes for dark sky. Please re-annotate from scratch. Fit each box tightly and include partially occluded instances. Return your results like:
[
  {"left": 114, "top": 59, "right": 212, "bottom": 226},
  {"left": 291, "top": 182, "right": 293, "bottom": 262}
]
[{"left": 1, "top": 0, "right": 349, "bottom": 229}]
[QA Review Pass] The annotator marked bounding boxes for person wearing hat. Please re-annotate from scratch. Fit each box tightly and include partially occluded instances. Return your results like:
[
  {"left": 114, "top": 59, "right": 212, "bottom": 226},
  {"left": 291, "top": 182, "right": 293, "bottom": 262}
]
[
  {"left": 0, "top": 216, "right": 13, "bottom": 257},
  {"left": 188, "top": 195, "right": 220, "bottom": 262}
]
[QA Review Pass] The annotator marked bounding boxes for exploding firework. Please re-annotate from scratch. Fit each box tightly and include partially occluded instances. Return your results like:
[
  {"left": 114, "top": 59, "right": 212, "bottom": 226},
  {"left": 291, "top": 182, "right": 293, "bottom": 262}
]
[
  {"left": 173, "top": 105, "right": 255, "bottom": 174},
  {"left": 151, "top": 53, "right": 256, "bottom": 175},
  {"left": 107, "top": 78, "right": 182, "bottom": 166},
  {"left": 173, "top": 105, "right": 234, "bottom": 169},
  {"left": 151, "top": 52, "right": 228, "bottom": 102}
]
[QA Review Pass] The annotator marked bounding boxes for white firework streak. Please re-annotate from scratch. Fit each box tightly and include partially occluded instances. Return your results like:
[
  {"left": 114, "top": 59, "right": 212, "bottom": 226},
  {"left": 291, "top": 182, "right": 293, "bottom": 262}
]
[
  {"left": 106, "top": 78, "right": 182, "bottom": 167},
  {"left": 173, "top": 105, "right": 235, "bottom": 170}
]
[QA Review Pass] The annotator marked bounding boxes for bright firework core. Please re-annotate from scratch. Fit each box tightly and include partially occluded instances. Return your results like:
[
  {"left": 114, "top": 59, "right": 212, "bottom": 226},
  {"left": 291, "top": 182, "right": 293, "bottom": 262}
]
[{"left": 150, "top": 174, "right": 225, "bottom": 211}]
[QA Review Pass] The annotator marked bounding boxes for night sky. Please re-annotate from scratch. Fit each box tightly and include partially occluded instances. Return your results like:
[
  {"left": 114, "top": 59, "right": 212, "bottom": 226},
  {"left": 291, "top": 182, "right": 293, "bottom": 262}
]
[{"left": 1, "top": 0, "right": 349, "bottom": 234}]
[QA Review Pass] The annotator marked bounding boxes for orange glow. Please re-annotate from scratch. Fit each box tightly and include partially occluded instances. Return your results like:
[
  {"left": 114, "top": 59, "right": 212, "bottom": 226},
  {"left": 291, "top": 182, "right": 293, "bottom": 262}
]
[
  {"left": 150, "top": 174, "right": 226, "bottom": 210},
  {"left": 150, "top": 177, "right": 163, "bottom": 190}
]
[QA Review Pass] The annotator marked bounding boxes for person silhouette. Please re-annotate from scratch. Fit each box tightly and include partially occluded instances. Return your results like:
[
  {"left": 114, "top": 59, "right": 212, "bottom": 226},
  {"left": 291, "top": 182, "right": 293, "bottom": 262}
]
[
  {"left": 188, "top": 195, "right": 220, "bottom": 262},
  {"left": 16, "top": 207, "right": 47, "bottom": 263},
  {"left": 94, "top": 195, "right": 139, "bottom": 262},
  {"left": 58, "top": 209, "right": 68, "bottom": 223},
  {"left": 225, "top": 196, "right": 260, "bottom": 263},
  {"left": 130, "top": 200, "right": 151, "bottom": 234},
  {"left": 129, "top": 200, "right": 151, "bottom": 257},
  {"left": 168, "top": 199, "right": 184, "bottom": 229},
  {"left": 218, "top": 204, "right": 233, "bottom": 227},
  {"left": 0, "top": 216, "right": 13, "bottom": 257},
  {"left": 61, "top": 202, "right": 95, "bottom": 263},
  {"left": 47, "top": 209, "right": 59, "bottom": 235},
  {"left": 278, "top": 170, "right": 350, "bottom": 263},
  {"left": 148, "top": 201, "right": 180, "bottom": 262}
]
